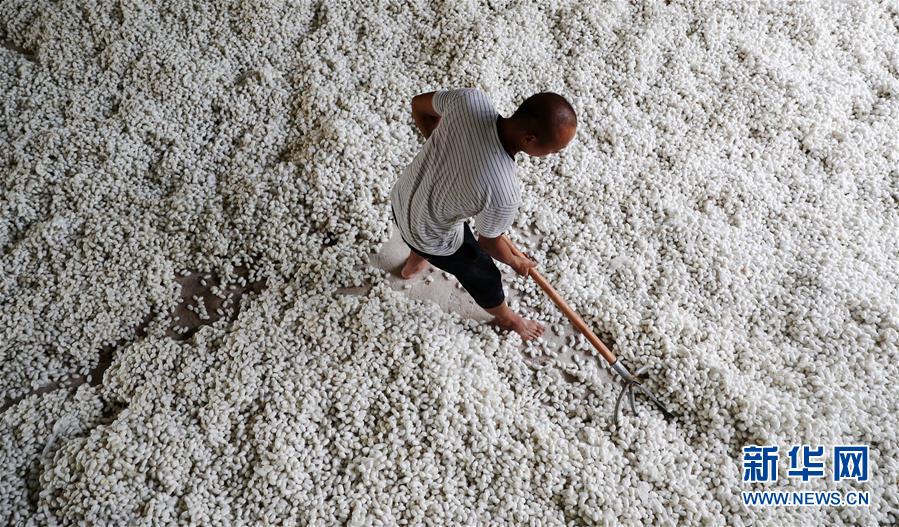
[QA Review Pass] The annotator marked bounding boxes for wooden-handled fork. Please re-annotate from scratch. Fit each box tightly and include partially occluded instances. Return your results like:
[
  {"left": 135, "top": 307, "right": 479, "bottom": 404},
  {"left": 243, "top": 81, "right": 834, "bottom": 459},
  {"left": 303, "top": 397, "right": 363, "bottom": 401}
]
[{"left": 501, "top": 235, "right": 674, "bottom": 425}]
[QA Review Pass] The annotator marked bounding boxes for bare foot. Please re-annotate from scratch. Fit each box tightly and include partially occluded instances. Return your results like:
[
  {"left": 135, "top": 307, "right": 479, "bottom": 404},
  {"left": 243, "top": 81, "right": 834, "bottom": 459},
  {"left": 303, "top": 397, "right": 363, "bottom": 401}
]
[
  {"left": 495, "top": 314, "right": 545, "bottom": 341},
  {"left": 400, "top": 252, "right": 429, "bottom": 279}
]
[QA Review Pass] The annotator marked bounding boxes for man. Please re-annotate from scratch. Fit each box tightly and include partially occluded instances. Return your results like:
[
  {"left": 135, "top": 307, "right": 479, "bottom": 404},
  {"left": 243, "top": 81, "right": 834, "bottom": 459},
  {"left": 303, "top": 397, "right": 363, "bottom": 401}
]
[{"left": 389, "top": 88, "right": 577, "bottom": 341}]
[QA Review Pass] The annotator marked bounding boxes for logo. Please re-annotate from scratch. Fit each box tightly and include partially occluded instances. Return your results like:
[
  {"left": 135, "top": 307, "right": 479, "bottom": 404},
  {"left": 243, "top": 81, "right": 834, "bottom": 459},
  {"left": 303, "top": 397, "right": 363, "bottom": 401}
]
[
  {"left": 740, "top": 444, "right": 871, "bottom": 507},
  {"left": 742, "top": 445, "right": 779, "bottom": 483},
  {"left": 787, "top": 445, "right": 825, "bottom": 481},
  {"left": 833, "top": 446, "right": 868, "bottom": 482}
]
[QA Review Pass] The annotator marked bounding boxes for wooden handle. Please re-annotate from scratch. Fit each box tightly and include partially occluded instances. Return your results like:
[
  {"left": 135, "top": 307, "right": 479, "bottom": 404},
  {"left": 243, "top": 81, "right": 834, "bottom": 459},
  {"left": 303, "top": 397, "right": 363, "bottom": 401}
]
[{"left": 503, "top": 235, "right": 618, "bottom": 365}]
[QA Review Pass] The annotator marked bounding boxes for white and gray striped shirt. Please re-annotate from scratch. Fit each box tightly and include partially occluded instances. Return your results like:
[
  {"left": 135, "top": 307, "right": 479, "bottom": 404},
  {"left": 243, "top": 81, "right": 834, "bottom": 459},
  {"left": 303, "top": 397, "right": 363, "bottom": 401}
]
[{"left": 390, "top": 88, "right": 520, "bottom": 256}]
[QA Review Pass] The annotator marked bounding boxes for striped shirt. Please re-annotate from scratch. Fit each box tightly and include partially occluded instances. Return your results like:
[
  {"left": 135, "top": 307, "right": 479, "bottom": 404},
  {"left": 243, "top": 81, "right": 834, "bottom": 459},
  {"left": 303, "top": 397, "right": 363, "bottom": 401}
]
[{"left": 389, "top": 88, "right": 520, "bottom": 256}]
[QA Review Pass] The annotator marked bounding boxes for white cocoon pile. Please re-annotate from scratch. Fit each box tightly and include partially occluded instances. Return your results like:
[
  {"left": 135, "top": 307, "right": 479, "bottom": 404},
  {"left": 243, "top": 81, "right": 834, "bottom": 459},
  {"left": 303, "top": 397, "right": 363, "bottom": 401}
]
[{"left": 1, "top": 0, "right": 897, "bottom": 525}]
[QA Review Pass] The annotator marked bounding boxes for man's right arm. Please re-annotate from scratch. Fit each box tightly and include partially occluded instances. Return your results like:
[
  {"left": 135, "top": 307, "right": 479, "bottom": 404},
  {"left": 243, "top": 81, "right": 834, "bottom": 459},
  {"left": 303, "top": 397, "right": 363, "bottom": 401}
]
[
  {"left": 411, "top": 91, "right": 441, "bottom": 139},
  {"left": 478, "top": 235, "right": 537, "bottom": 277}
]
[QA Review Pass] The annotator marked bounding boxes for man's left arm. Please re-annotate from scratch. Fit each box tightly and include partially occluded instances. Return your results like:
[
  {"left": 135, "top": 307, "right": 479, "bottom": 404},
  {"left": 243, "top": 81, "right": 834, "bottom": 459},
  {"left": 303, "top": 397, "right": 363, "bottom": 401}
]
[{"left": 411, "top": 91, "right": 441, "bottom": 139}]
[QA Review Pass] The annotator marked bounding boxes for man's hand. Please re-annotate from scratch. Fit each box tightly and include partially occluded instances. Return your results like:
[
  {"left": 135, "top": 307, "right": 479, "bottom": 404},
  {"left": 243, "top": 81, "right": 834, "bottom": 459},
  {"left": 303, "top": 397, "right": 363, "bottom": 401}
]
[
  {"left": 509, "top": 254, "right": 538, "bottom": 277},
  {"left": 477, "top": 235, "right": 538, "bottom": 276}
]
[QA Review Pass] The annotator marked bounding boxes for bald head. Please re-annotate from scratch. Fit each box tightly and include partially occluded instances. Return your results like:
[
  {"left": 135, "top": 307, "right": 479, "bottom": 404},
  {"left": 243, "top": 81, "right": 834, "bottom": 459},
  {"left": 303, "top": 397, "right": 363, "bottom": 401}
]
[{"left": 512, "top": 92, "right": 577, "bottom": 145}]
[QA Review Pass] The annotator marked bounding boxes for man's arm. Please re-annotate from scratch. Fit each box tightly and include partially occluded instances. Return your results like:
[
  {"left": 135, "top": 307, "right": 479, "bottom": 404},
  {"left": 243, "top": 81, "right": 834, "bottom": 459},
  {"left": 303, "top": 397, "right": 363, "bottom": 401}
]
[
  {"left": 411, "top": 92, "right": 441, "bottom": 139},
  {"left": 478, "top": 235, "right": 537, "bottom": 276}
]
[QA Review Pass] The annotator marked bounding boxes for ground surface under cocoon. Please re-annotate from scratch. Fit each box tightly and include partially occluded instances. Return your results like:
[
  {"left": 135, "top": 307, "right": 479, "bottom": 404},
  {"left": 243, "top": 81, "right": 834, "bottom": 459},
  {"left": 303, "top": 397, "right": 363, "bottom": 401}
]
[{"left": 2, "top": 0, "right": 898, "bottom": 524}]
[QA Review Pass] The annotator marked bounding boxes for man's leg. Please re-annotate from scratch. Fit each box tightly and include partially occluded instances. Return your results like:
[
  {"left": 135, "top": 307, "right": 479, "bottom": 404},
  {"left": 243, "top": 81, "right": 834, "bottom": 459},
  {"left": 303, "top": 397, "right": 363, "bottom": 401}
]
[
  {"left": 427, "top": 224, "right": 545, "bottom": 341},
  {"left": 392, "top": 204, "right": 431, "bottom": 279},
  {"left": 484, "top": 301, "right": 544, "bottom": 341},
  {"left": 400, "top": 250, "right": 429, "bottom": 279}
]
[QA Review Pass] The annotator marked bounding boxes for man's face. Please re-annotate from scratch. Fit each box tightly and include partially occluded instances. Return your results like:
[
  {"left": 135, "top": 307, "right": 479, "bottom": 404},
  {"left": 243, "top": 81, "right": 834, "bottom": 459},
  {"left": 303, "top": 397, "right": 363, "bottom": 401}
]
[{"left": 523, "top": 124, "right": 576, "bottom": 157}]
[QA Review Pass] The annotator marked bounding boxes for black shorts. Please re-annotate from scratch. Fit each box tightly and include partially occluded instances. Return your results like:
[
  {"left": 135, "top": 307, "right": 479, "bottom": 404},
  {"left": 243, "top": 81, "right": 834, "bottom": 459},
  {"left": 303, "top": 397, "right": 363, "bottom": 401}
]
[{"left": 391, "top": 205, "right": 505, "bottom": 309}]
